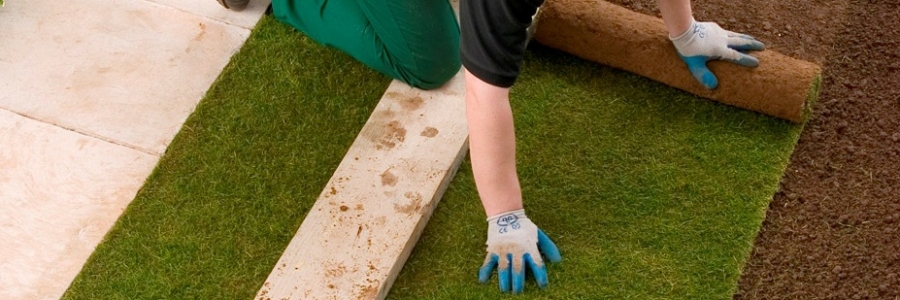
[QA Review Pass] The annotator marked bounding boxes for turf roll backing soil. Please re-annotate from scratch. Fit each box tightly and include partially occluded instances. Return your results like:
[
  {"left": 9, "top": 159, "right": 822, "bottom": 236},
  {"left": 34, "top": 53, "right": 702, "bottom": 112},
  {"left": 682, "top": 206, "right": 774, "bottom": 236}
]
[{"left": 533, "top": 0, "right": 820, "bottom": 122}]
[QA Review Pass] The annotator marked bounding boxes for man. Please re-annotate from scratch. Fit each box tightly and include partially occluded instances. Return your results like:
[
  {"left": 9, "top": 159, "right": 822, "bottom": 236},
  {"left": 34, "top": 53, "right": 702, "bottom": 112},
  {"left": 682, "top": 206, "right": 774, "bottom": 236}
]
[{"left": 220, "top": 0, "right": 764, "bottom": 294}]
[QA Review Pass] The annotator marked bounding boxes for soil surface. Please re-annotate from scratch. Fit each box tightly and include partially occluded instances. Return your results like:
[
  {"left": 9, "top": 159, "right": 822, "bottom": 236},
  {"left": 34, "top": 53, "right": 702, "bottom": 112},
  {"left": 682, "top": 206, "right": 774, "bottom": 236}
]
[{"left": 604, "top": 0, "right": 900, "bottom": 298}]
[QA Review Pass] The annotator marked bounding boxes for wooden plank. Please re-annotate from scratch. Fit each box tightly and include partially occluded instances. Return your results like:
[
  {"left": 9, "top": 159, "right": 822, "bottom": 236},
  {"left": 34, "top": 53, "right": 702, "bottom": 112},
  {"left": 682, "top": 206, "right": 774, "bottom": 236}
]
[{"left": 255, "top": 70, "right": 468, "bottom": 300}]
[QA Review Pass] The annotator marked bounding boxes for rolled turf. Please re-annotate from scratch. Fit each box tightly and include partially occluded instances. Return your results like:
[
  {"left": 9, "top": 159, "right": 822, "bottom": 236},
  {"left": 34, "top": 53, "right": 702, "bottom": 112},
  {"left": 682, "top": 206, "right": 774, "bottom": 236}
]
[
  {"left": 534, "top": 0, "right": 821, "bottom": 122},
  {"left": 61, "top": 14, "right": 812, "bottom": 300}
]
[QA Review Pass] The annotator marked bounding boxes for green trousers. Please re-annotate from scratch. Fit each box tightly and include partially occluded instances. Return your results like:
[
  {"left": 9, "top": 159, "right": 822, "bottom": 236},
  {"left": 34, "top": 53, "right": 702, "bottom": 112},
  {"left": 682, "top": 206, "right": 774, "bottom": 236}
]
[{"left": 272, "top": 0, "right": 461, "bottom": 90}]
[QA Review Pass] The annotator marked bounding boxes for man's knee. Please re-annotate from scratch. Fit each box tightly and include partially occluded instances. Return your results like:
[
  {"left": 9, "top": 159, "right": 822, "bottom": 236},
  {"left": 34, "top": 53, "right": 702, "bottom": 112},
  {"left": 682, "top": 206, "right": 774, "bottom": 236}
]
[{"left": 404, "top": 58, "right": 461, "bottom": 90}]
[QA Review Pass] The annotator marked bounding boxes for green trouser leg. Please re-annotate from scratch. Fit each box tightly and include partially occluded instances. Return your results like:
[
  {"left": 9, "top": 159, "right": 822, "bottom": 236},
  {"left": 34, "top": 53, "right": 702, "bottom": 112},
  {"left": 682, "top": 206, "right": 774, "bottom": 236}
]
[{"left": 272, "top": 0, "right": 460, "bottom": 90}]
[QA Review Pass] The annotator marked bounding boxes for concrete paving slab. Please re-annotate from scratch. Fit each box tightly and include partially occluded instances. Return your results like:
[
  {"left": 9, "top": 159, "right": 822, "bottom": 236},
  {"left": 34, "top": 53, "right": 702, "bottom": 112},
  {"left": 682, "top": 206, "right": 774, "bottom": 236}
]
[
  {"left": 147, "top": 0, "right": 272, "bottom": 29},
  {"left": 0, "top": 0, "right": 250, "bottom": 156},
  {"left": 0, "top": 109, "right": 159, "bottom": 300}
]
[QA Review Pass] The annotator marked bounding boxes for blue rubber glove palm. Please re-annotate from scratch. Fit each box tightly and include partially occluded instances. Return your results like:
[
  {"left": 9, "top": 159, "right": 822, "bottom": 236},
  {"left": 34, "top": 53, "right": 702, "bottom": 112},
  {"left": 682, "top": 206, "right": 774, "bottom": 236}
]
[
  {"left": 670, "top": 20, "right": 766, "bottom": 89},
  {"left": 478, "top": 209, "right": 562, "bottom": 294}
]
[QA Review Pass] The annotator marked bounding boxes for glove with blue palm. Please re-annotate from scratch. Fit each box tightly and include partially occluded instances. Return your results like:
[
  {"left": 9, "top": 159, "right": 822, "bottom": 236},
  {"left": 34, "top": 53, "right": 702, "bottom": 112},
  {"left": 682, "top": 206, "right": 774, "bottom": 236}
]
[
  {"left": 670, "top": 20, "right": 766, "bottom": 89},
  {"left": 478, "top": 209, "right": 562, "bottom": 294}
]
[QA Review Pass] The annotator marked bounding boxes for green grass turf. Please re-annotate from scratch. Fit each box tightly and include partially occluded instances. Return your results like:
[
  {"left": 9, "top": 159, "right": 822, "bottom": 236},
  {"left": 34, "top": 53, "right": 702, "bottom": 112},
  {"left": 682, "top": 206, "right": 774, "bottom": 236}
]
[
  {"left": 388, "top": 45, "right": 809, "bottom": 299},
  {"left": 63, "top": 14, "right": 810, "bottom": 300},
  {"left": 63, "top": 16, "right": 391, "bottom": 299}
]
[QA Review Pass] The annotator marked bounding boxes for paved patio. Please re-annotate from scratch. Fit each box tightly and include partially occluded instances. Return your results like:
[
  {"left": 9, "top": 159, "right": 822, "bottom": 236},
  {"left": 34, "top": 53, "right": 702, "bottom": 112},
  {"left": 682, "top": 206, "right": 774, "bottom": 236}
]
[{"left": 0, "top": 0, "right": 268, "bottom": 298}]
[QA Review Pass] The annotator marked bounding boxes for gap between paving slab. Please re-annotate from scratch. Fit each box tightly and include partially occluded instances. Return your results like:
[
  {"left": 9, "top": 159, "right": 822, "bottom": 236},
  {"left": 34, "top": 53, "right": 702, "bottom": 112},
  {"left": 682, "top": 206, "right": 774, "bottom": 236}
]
[
  {"left": 146, "top": 0, "right": 272, "bottom": 30},
  {"left": 0, "top": 0, "right": 254, "bottom": 156},
  {"left": 0, "top": 0, "right": 268, "bottom": 298}
]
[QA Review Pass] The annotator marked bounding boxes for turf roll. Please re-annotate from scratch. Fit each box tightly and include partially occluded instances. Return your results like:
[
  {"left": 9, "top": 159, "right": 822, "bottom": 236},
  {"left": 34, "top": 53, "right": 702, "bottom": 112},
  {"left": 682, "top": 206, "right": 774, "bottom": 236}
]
[{"left": 533, "top": 0, "right": 820, "bottom": 122}]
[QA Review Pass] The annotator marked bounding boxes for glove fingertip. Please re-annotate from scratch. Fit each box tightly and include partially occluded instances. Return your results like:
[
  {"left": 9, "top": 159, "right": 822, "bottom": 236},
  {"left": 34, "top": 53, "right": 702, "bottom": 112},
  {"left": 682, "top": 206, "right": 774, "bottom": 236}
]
[
  {"left": 755, "top": 41, "right": 767, "bottom": 51},
  {"left": 537, "top": 229, "right": 563, "bottom": 263},
  {"left": 732, "top": 53, "right": 760, "bottom": 68},
  {"left": 545, "top": 246, "right": 563, "bottom": 263},
  {"left": 526, "top": 253, "right": 550, "bottom": 289},
  {"left": 512, "top": 268, "right": 525, "bottom": 294},
  {"left": 700, "top": 71, "right": 719, "bottom": 89},
  {"left": 730, "top": 39, "right": 766, "bottom": 52},
  {"left": 478, "top": 266, "right": 492, "bottom": 283},
  {"left": 499, "top": 254, "right": 512, "bottom": 292},
  {"left": 679, "top": 55, "right": 718, "bottom": 90},
  {"left": 478, "top": 254, "right": 498, "bottom": 283}
]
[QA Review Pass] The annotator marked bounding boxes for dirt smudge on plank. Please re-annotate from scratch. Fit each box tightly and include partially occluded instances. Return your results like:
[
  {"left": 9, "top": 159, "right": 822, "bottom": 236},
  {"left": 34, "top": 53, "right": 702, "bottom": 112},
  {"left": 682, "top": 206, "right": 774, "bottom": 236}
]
[
  {"left": 394, "top": 192, "right": 424, "bottom": 215},
  {"left": 420, "top": 127, "right": 439, "bottom": 138},
  {"left": 374, "top": 121, "right": 406, "bottom": 150},
  {"left": 388, "top": 91, "right": 424, "bottom": 111},
  {"left": 380, "top": 168, "right": 398, "bottom": 186}
]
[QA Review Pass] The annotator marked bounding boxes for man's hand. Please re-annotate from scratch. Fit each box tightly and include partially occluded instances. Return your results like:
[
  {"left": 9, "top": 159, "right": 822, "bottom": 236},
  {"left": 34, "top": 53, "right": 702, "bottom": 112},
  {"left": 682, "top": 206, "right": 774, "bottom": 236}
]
[
  {"left": 478, "top": 209, "right": 562, "bottom": 294},
  {"left": 670, "top": 20, "right": 766, "bottom": 89}
]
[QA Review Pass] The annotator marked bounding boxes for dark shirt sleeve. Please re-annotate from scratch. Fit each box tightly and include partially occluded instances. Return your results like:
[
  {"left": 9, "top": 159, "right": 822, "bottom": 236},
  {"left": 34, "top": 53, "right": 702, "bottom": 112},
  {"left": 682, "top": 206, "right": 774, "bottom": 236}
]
[{"left": 459, "top": 0, "right": 545, "bottom": 88}]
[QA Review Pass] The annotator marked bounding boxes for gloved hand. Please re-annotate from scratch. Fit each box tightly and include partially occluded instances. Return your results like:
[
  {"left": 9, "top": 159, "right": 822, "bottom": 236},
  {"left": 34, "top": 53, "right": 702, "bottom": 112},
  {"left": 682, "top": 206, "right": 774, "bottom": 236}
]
[
  {"left": 670, "top": 20, "right": 766, "bottom": 89},
  {"left": 478, "top": 209, "right": 562, "bottom": 294}
]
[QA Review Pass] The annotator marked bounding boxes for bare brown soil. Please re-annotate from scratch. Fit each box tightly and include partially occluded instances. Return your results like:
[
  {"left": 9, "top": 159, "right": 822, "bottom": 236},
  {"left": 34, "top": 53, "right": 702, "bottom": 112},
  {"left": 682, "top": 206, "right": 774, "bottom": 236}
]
[{"left": 604, "top": 0, "right": 900, "bottom": 298}]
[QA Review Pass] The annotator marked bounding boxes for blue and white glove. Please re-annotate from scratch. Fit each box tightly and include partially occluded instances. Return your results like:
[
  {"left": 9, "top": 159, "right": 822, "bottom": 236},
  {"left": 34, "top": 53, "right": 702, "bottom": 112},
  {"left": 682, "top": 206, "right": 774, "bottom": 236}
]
[
  {"left": 670, "top": 20, "right": 766, "bottom": 89},
  {"left": 478, "top": 209, "right": 562, "bottom": 294}
]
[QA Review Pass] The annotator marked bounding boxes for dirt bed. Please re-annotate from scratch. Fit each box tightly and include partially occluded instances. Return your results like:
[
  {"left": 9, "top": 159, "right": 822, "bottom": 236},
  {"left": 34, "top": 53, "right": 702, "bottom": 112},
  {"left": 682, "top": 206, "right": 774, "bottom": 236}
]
[{"left": 604, "top": 0, "right": 900, "bottom": 298}]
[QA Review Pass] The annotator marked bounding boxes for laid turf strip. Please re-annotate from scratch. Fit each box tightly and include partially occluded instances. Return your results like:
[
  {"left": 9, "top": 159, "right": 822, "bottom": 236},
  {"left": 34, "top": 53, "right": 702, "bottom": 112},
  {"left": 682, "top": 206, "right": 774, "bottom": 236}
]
[
  {"left": 63, "top": 15, "right": 808, "bottom": 300},
  {"left": 390, "top": 47, "right": 808, "bottom": 298},
  {"left": 63, "top": 16, "right": 391, "bottom": 299}
]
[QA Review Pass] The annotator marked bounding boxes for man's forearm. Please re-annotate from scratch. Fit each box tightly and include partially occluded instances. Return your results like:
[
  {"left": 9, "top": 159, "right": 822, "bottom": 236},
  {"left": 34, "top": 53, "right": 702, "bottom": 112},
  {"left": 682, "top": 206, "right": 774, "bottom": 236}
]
[
  {"left": 464, "top": 70, "right": 524, "bottom": 217},
  {"left": 657, "top": 0, "right": 694, "bottom": 37}
]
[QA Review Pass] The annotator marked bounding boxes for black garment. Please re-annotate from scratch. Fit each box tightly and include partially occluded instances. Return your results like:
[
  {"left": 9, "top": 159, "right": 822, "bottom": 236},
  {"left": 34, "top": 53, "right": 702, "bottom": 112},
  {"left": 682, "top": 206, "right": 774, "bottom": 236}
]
[{"left": 460, "top": 0, "right": 545, "bottom": 88}]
